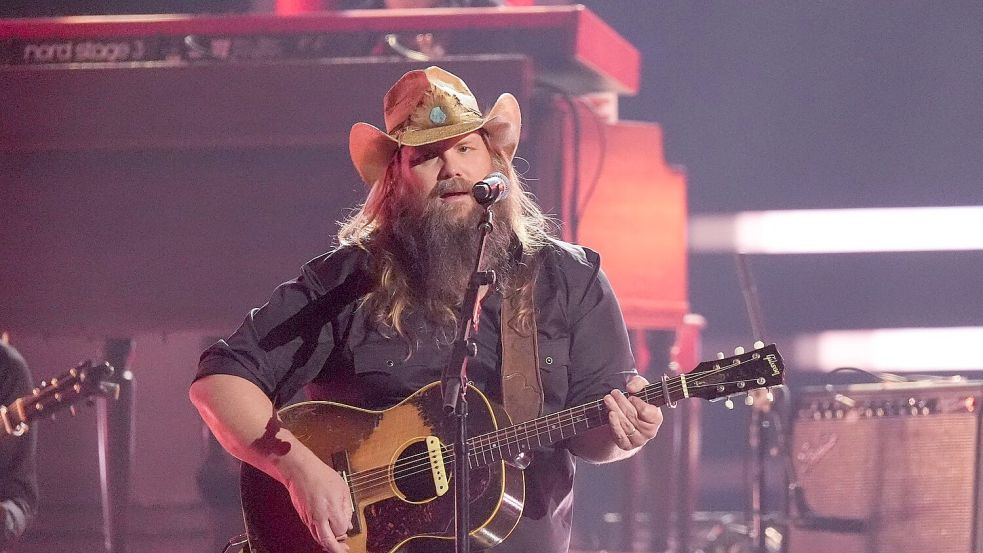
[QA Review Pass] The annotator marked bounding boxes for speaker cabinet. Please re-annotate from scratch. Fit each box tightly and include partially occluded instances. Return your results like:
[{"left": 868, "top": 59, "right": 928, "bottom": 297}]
[{"left": 788, "top": 380, "right": 983, "bottom": 553}]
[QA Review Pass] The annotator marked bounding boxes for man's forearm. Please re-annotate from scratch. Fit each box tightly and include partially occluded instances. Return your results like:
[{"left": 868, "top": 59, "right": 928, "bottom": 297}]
[
  {"left": 189, "top": 374, "right": 317, "bottom": 485},
  {"left": 566, "top": 426, "right": 640, "bottom": 464}
]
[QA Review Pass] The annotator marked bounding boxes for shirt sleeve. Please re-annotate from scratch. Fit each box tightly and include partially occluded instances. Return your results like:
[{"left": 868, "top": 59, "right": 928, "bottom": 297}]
[
  {"left": 0, "top": 344, "right": 38, "bottom": 549},
  {"left": 561, "top": 246, "right": 638, "bottom": 409},
  {"left": 195, "top": 248, "right": 372, "bottom": 407}
]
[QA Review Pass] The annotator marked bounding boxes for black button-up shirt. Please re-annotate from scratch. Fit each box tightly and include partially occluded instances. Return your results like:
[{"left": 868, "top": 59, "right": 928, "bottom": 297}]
[{"left": 198, "top": 239, "right": 636, "bottom": 553}]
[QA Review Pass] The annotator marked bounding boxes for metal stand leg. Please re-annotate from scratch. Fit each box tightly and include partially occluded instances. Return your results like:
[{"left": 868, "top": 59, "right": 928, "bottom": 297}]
[{"left": 97, "top": 338, "right": 135, "bottom": 553}]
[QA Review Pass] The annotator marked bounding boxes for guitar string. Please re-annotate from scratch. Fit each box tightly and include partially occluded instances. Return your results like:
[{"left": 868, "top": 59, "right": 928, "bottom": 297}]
[
  {"left": 345, "top": 361, "right": 771, "bottom": 495},
  {"left": 345, "top": 376, "right": 769, "bottom": 497},
  {"left": 343, "top": 357, "right": 773, "bottom": 492},
  {"left": 343, "top": 358, "right": 774, "bottom": 493},
  {"left": 346, "top": 373, "right": 772, "bottom": 496},
  {"left": 354, "top": 356, "right": 767, "bottom": 480}
]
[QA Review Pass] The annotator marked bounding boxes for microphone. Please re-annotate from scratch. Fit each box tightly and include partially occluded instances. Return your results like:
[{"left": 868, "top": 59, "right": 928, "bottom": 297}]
[{"left": 472, "top": 172, "right": 510, "bottom": 206}]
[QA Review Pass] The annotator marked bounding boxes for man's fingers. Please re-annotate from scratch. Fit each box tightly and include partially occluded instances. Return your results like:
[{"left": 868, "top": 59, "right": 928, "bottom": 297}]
[
  {"left": 607, "top": 409, "right": 634, "bottom": 450},
  {"left": 332, "top": 501, "right": 354, "bottom": 532},
  {"left": 625, "top": 375, "right": 649, "bottom": 393},
  {"left": 311, "top": 521, "right": 347, "bottom": 553},
  {"left": 612, "top": 389, "right": 639, "bottom": 426},
  {"left": 321, "top": 533, "right": 349, "bottom": 553},
  {"left": 605, "top": 389, "right": 662, "bottom": 449}
]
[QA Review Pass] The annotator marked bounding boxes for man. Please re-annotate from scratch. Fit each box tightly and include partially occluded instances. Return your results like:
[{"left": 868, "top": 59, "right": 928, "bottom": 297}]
[
  {"left": 190, "top": 66, "right": 662, "bottom": 553},
  {"left": 0, "top": 340, "right": 39, "bottom": 552}
]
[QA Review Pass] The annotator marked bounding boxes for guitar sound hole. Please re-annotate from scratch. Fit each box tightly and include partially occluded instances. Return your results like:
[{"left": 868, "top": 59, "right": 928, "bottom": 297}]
[{"left": 392, "top": 439, "right": 442, "bottom": 503}]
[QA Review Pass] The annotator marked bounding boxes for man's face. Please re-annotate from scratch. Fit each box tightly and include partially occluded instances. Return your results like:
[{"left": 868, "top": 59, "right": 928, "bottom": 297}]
[
  {"left": 386, "top": 131, "right": 514, "bottom": 305},
  {"left": 396, "top": 132, "right": 494, "bottom": 221}
]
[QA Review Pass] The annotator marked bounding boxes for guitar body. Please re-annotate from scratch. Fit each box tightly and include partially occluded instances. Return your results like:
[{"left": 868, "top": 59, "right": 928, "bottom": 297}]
[{"left": 241, "top": 382, "right": 524, "bottom": 553}]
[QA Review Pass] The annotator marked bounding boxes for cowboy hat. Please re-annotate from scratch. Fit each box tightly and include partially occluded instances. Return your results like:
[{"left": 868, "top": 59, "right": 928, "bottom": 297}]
[{"left": 349, "top": 66, "right": 521, "bottom": 186}]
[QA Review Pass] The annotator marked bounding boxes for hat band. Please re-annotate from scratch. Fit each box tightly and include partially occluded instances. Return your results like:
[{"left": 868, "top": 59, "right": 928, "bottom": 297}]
[{"left": 389, "top": 107, "right": 483, "bottom": 139}]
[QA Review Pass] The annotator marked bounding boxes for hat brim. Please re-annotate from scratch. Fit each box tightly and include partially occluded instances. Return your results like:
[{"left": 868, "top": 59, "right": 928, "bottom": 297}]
[{"left": 349, "top": 93, "right": 521, "bottom": 186}]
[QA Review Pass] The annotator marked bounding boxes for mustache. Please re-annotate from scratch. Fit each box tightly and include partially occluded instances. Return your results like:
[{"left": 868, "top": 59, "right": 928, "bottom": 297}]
[{"left": 433, "top": 177, "right": 472, "bottom": 198}]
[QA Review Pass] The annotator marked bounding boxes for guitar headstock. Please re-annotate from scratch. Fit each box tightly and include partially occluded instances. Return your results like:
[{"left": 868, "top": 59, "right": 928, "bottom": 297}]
[
  {"left": 685, "top": 343, "right": 785, "bottom": 403},
  {"left": 1, "top": 360, "right": 117, "bottom": 437}
]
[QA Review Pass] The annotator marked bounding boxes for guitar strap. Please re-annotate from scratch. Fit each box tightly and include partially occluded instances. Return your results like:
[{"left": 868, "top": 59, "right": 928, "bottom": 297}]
[{"left": 499, "top": 265, "right": 544, "bottom": 424}]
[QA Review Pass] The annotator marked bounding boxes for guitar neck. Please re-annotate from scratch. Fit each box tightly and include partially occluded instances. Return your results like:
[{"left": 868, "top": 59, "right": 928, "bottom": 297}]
[
  {"left": 466, "top": 378, "right": 680, "bottom": 469},
  {"left": 460, "top": 344, "right": 784, "bottom": 469}
]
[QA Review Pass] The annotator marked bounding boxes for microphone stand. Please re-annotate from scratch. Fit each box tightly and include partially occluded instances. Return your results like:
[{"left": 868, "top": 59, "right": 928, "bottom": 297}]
[
  {"left": 441, "top": 203, "right": 497, "bottom": 553},
  {"left": 735, "top": 254, "right": 777, "bottom": 553}
]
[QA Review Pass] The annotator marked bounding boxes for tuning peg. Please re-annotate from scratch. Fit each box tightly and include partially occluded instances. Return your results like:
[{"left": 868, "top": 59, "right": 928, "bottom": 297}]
[
  {"left": 766, "top": 389, "right": 775, "bottom": 403},
  {"left": 753, "top": 340, "right": 765, "bottom": 349},
  {"left": 69, "top": 405, "right": 77, "bottom": 416},
  {"left": 724, "top": 398, "right": 735, "bottom": 409},
  {"left": 745, "top": 394, "right": 755, "bottom": 406},
  {"left": 734, "top": 346, "right": 745, "bottom": 355},
  {"left": 716, "top": 352, "right": 725, "bottom": 360}
]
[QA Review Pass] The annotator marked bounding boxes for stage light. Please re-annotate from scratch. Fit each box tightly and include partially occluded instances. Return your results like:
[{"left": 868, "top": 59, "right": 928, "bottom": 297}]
[
  {"left": 793, "top": 326, "right": 983, "bottom": 372},
  {"left": 690, "top": 206, "right": 983, "bottom": 254}
]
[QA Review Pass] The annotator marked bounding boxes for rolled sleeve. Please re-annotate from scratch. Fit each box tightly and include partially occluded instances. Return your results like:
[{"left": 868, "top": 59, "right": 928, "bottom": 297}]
[
  {"left": 196, "top": 247, "right": 375, "bottom": 406},
  {"left": 197, "top": 271, "right": 328, "bottom": 405}
]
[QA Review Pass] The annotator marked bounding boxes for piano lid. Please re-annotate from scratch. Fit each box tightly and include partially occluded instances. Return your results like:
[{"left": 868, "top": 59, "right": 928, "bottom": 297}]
[{"left": 0, "top": 5, "right": 640, "bottom": 96}]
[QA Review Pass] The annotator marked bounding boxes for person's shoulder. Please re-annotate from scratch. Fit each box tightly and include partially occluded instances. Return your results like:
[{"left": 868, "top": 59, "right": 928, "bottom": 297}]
[
  {"left": 538, "top": 238, "right": 601, "bottom": 274},
  {"left": 301, "top": 245, "right": 373, "bottom": 293},
  {"left": 0, "top": 341, "right": 31, "bottom": 395},
  {"left": 534, "top": 239, "right": 605, "bottom": 301},
  {"left": 0, "top": 342, "right": 28, "bottom": 373}
]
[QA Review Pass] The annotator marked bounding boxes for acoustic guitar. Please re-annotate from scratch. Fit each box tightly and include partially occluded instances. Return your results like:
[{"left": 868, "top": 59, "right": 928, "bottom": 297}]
[{"left": 241, "top": 344, "right": 786, "bottom": 553}]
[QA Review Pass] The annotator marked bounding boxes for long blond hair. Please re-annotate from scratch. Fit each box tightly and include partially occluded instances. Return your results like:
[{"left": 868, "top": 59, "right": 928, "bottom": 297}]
[{"left": 338, "top": 135, "right": 553, "bottom": 341}]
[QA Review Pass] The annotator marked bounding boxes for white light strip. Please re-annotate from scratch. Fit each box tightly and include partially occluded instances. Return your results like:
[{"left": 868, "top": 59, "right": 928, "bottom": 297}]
[
  {"left": 793, "top": 327, "right": 983, "bottom": 372},
  {"left": 690, "top": 206, "right": 983, "bottom": 253}
]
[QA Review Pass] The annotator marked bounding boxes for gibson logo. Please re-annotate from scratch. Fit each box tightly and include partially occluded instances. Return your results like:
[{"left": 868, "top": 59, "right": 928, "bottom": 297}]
[{"left": 765, "top": 353, "right": 781, "bottom": 377}]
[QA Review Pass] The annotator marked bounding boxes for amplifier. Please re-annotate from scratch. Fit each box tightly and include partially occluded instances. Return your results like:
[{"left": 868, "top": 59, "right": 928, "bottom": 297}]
[{"left": 788, "top": 380, "right": 983, "bottom": 553}]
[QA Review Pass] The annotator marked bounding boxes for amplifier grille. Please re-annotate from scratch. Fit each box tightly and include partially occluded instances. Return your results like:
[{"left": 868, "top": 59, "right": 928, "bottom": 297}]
[{"left": 789, "top": 383, "right": 983, "bottom": 553}]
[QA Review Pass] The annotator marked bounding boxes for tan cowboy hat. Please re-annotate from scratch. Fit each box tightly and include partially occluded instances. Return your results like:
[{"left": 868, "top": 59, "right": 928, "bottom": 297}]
[{"left": 349, "top": 66, "right": 521, "bottom": 186}]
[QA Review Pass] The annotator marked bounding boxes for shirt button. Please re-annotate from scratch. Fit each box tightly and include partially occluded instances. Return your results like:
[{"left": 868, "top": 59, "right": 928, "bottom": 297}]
[
  {"left": 385, "top": 360, "right": 395, "bottom": 367},
  {"left": 545, "top": 356, "right": 553, "bottom": 365}
]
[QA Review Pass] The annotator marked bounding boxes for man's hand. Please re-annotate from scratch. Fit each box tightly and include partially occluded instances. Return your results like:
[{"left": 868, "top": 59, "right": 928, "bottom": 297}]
[
  {"left": 280, "top": 452, "right": 354, "bottom": 553},
  {"left": 603, "top": 375, "right": 663, "bottom": 450}
]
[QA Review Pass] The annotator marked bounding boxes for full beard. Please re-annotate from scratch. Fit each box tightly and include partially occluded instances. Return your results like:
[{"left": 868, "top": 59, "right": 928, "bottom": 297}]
[{"left": 386, "top": 178, "right": 515, "bottom": 328}]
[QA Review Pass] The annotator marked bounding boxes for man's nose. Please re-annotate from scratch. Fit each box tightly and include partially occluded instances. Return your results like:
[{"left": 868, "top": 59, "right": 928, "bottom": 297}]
[{"left": 438, "top": 153, "right": 464, "bottom": 180}]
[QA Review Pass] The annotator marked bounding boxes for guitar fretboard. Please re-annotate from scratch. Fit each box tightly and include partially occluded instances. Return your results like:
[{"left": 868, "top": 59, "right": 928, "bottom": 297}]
[{"left": 465, "top": 381, "right": 673, "bottom": 469}]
